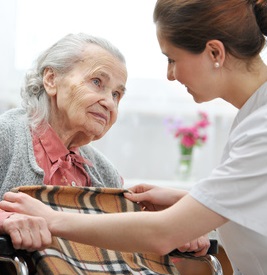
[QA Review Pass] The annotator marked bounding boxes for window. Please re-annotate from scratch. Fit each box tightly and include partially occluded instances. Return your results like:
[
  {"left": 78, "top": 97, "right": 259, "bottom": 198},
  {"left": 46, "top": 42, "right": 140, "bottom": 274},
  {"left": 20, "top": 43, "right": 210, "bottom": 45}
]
[{"left": 15, "top": 0, "right": 166, "bottom": 79}]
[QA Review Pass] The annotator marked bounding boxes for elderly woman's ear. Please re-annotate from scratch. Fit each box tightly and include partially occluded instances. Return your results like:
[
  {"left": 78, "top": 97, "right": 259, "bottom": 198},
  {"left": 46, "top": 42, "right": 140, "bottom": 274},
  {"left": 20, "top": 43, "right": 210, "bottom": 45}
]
[{"left": 43, "top": 67, "right": 57, "bottom": 96}]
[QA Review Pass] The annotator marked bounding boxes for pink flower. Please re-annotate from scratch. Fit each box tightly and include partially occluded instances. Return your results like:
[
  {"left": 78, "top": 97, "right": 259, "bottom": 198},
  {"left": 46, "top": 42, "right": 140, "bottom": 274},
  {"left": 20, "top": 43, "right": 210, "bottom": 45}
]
[
  {"left": 164, "top": 111, "right": 210, "bottom": 151},
  {"left": 195, "top": 111, "right": 210, "bottom": 128},
  {"left": 200, "top": 134, "right": 208, "bottom": 143},
  {"left": 181, "top": 134, "right": 196, "bottom": 147},
  {"left": 195, "top": 119, "right": 209, "bottom": 128}
]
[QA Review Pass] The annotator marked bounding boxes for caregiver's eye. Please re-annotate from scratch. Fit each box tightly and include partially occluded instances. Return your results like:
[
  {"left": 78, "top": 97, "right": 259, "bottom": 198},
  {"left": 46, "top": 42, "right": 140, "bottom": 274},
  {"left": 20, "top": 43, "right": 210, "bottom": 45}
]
[{"left": 168, "top": 58, "right": 175, "bottom": 64}]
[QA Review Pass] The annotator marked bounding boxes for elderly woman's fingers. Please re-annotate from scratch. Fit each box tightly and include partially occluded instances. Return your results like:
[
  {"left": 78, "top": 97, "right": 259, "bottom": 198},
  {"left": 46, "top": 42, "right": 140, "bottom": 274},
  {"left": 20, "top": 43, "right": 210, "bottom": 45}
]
[{"left": 3, "top": 213, "right": 52, "bottom": 251}]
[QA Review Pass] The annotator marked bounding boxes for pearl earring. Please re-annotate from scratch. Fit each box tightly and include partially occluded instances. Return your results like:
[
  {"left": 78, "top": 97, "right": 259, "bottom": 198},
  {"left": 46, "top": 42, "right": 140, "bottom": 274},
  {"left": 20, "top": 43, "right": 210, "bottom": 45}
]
[{"left": 214, "top": 62, "right": 220, "bottom": 68}]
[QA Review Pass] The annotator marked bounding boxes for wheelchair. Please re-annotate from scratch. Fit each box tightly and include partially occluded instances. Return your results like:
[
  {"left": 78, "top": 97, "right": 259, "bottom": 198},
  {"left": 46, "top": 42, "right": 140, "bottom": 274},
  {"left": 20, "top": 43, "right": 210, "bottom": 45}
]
[
  {"left": 0, "top": 185, "right": 223, "bottom": 275},
  {"left": 0, "top": 235, "right": 222, "bottom": 275}
]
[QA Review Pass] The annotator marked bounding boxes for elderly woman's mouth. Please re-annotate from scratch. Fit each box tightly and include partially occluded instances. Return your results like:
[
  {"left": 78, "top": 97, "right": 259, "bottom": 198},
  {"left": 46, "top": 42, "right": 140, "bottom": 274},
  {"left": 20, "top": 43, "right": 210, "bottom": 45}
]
[{"left": 90, "top": 112, "right": 108, "bottom": 123}]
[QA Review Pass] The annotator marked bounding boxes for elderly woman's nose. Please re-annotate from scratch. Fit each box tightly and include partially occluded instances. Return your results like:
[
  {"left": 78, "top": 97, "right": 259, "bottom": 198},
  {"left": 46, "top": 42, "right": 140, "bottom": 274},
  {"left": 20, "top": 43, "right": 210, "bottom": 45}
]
[{"left": 100, "top": 91, "right": 116, "bottom": 109}]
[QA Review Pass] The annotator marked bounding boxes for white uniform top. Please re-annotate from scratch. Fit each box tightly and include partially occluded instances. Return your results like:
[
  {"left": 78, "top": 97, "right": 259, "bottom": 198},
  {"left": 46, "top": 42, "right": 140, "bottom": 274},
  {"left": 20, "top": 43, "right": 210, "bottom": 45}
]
[{"left": 190, "top": 82, "right": 267, "bottom": 275}]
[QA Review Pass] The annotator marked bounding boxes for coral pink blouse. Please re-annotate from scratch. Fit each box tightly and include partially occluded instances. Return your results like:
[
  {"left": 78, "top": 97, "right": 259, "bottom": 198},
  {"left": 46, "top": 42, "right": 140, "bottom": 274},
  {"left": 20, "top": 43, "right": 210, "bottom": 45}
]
[{"left": 32, "top": 124, "right": 93, "bottom": 187}]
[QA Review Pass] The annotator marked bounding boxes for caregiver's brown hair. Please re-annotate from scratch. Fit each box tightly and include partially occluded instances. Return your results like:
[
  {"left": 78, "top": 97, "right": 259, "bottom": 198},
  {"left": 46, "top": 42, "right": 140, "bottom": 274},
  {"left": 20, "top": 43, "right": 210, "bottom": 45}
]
[{"left": 153, "top": 0, "right": 267, "bottom": 59}]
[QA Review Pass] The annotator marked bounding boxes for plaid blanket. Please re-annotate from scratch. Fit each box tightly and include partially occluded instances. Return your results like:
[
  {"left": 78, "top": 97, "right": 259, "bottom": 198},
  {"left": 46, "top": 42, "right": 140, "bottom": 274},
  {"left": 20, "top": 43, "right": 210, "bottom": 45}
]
[{"left": 12, "top": 185, "right": 179, "bottom": 275}]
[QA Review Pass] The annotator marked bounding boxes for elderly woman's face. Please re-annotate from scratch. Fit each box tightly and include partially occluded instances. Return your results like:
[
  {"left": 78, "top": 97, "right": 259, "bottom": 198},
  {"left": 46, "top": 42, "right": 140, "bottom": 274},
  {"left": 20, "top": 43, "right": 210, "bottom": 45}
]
[{"left": 44, "top": 44, "right": 127, "bottom": 147}]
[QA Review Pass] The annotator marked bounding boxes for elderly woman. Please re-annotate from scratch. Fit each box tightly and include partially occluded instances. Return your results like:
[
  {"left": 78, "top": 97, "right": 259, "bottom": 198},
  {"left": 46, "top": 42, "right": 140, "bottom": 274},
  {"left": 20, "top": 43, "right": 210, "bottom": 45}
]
[{"left": 0, "top": 33, "right": 127, "bottom": 249}]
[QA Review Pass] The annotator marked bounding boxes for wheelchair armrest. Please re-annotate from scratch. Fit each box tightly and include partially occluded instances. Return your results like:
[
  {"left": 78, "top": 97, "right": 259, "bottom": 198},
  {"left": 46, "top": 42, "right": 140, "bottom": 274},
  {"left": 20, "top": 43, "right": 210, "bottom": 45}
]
[
  {"left": 1, "top": 235, "right": 219, "bottom": 258},
  {"left": 168, "top": 239, "right": 219, "bottom": 259},
  {"left": 0, "top": 234, "right": 16, "bottom": 256}
]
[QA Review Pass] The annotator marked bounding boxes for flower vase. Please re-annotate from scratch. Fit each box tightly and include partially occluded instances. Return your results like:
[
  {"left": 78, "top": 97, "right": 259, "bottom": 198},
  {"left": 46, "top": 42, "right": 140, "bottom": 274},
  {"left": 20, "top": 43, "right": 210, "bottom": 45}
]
[{"left": 177, "top": 146, "right": 193, "bottom": 181}]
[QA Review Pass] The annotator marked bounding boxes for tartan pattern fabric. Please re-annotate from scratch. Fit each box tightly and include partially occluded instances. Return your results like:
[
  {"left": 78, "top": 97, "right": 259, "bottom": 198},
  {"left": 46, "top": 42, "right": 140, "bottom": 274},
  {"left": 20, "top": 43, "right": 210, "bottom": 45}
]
[{"left": 12, "top": 185, "right": 179, "bottom": 275}]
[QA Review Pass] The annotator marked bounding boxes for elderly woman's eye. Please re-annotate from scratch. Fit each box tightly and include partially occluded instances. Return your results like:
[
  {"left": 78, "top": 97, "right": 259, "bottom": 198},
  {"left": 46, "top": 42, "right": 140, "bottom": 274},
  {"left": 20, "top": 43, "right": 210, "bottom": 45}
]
[
  {"left": 112, "top": 91, "right": 120, "bottom": 99},
  {"left": 92, "top": 79, "right": 101, "bottom": 86}
]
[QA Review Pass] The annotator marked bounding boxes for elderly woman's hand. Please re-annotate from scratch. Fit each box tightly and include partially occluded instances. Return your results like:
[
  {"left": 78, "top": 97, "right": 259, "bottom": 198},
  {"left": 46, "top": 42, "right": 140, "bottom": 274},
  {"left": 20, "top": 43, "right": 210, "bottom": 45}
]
[
  {"left": 0, "top": 192, "right": 54, "bottom": 251},
  {"left": 1, "top": 213, "right": 52, "bottom": 251}
]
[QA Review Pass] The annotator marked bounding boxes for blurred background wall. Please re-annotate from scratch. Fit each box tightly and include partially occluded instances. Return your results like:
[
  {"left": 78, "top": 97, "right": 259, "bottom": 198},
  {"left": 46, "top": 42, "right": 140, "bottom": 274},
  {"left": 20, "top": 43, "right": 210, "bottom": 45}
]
[{"left": 0, "top": 0, "right": 245, "bottom": 183}]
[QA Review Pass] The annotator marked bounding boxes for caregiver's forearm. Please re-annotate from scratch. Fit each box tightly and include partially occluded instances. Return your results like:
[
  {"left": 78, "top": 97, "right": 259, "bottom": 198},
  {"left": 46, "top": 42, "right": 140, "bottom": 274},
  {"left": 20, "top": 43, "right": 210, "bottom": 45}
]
[{"left": 48, "top": 210, "right": 178, "bottom": 255}]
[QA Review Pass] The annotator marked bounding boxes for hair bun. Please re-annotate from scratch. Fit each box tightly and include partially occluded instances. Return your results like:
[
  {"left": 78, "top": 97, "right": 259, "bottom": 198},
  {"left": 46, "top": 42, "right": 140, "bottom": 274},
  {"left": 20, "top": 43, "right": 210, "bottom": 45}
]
[{"left": 252, "top": 0, "right": 267, "bottom": 36}]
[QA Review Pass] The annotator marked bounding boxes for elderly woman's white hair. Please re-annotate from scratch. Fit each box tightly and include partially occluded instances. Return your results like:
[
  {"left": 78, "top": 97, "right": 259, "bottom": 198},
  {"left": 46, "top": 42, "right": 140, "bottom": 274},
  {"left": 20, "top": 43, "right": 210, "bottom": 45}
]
[{"left": 20, "top": 33, "right": 126, "bottom": 130}]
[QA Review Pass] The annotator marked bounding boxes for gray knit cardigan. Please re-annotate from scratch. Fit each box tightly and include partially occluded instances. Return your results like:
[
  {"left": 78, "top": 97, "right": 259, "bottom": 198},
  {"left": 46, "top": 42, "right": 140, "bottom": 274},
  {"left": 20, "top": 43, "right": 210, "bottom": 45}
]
[{"left": 0, "top": 108, "right": 123, "bottom": 199}]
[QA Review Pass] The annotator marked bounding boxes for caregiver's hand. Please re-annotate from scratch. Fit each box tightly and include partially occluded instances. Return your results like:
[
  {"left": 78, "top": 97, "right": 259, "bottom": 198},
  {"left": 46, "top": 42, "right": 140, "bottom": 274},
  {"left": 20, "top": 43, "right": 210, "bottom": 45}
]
[
  {"left": 124, "top": 183, "right": 188, "bottom": 211},
  {"left": 177, "top": 234, "right": 210, "bottom": 257},
  {"left": 125, "top": 184, "right": 210, "bottom": 258},
  {"left": 0, "top": 192, "right": 54, "bottom": 218}
]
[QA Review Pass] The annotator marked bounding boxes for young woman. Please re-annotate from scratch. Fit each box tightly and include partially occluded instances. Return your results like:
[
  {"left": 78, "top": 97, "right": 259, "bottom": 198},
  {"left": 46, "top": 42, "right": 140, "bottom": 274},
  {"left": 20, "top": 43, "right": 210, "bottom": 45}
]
[{"left": 1, "top": 1, "right": 267, "bottom": 273}]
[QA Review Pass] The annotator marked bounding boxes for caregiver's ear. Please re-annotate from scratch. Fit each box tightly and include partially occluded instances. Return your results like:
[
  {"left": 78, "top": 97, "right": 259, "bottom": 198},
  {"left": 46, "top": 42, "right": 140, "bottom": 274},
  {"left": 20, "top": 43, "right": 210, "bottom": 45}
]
[{"left": 206, "top": 39, "right": 225, "bottom": 65}]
